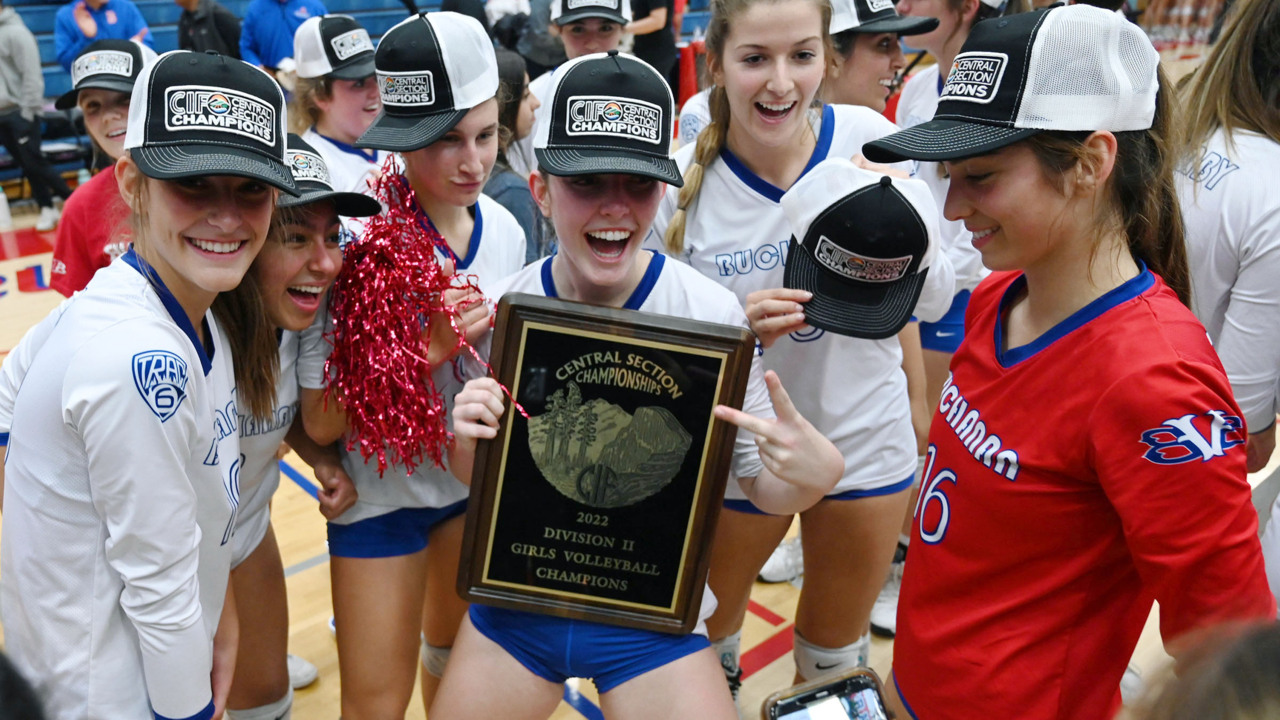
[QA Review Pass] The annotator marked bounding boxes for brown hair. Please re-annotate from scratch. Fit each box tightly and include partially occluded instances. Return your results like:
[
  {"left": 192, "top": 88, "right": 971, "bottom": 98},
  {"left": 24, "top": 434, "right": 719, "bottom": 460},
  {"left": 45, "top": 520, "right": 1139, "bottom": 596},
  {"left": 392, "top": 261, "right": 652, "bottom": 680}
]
[
  {"left": 1178, "top": 0, "right": 1280, "bottom": 152},
  {"left": 290, "top": 75, "right": 335, "bottom": 135},
  {"left": 665, "top": 0, "right": 834, "bottom": 254},
  {"left": 1133, "top": 621, "right": 1280, "bottom": 720},
  {"left": 1023, "top": 66, "right": 1189, "bottom": 306},
  {"left": 123, "top": 163, "right": 283, "bottom": 420}
]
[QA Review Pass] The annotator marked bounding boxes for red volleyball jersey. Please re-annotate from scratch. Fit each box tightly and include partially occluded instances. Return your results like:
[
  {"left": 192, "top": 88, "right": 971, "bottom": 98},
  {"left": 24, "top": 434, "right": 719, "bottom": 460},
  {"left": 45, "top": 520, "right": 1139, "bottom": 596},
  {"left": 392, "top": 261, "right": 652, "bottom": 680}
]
[
  {"left": 893, "top": 269, "right": 1275, "bottom": 720},
  {"left": 51, "top": 164, "right": 130, "bottom": 297}
]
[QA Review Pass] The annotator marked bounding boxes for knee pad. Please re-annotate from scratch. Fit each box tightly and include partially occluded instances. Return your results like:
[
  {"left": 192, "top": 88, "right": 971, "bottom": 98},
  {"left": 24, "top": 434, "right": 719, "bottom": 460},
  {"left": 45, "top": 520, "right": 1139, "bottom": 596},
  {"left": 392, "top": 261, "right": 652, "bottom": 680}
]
[
  {"left": 710, "top": 630, "right": 742, "bottom": 676},
  {"left": 225, "top": 687, "right": 293, "bottom": 720},
  {"left": 420, "top": 634, "right": 452, "bottom": 679},
  {"left": 793, "top": 631, "right": 870, "bottom": 682}
]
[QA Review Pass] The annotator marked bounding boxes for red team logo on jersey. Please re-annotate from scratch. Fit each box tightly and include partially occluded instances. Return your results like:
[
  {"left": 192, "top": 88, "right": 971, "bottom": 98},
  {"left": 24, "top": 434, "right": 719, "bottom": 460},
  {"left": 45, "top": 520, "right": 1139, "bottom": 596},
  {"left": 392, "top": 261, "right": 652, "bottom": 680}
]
[{"left": 1139, "top": 411, "right": 1244, "bottom": 465}]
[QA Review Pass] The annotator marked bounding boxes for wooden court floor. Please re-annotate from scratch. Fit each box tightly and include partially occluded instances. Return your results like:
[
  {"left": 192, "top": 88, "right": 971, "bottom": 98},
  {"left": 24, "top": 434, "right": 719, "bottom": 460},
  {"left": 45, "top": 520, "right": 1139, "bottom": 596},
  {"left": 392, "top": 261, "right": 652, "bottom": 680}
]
[{"left": 2, "top": 168, "right": 1277, "bottom": 718}]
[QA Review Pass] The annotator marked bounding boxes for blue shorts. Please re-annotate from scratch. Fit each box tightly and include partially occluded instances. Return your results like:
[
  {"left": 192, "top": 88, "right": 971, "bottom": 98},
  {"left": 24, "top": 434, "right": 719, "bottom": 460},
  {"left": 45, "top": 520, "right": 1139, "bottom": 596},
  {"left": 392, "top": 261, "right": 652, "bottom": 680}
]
[
  {"left": 468, "top": 605, "right": 709, "bottom": 693},
  {"left": 723, "top": 474, "right": 915, "bottom": 515},
  {"left": 327, "top": 501, "right": 467, "bottom": 559},
  {"left": 917, "top": 290, "right": 971, "bottom": 353}
]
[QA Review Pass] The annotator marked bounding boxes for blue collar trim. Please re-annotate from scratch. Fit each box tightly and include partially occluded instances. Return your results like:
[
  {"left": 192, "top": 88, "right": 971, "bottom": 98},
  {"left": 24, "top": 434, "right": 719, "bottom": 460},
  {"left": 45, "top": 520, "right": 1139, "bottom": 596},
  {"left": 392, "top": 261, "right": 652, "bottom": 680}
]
[
  {"left": 541, "top": 251, "right": 665, "bottom": 310},
  {"left": 418, "top": 201, "right": 483, "bottom": 270},
  {"left": 995, "top": 263, "right": 1154, "bottom": 368},
  {"left": 312, "top": 128, "right": 378, "bottom": 163},
  {"left": 719, "top": 104, "right": 834, "bottom": 203},
  {"left": 122, "top": 247, "right": 214, "bottom": 375}
]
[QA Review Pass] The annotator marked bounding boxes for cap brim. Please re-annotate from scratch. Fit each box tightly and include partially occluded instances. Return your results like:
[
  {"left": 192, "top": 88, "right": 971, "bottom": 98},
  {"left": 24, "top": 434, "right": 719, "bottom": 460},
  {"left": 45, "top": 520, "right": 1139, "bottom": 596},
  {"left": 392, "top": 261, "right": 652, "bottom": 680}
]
[
  {"left": 55, "top": 77, "right": 136, "bottom": 110},
  {"left": 536, "top": 147, "right": 683, "bottom": 187},
  {"left": 132, "top": 144, "right": 300, "bottom": 196},
  {"left": 355, "top": 108, "right": 468, "bottom": 151},
  {"left": 278, "top": 184, "right": 383, "bottom": 217},
  {"left": 555, "top": 9, "right": 629, "bottom": 24},
  {"left": 329, "top": 56, "right": 376, "bottom": 81},
  {"left": 783, "top": 236, "right": 928, "bottom": 340},
  {"left": 862, "top": 119, "right": 1041, "bottom": 162},
  {"left": 854, "top": 15, "right": 940, "bottom": 36}
]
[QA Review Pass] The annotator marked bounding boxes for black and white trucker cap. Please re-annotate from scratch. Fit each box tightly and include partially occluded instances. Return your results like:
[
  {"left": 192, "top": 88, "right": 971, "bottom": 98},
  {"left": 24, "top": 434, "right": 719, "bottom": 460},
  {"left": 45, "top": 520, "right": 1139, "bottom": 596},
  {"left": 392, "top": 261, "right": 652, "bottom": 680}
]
[
  {"left": 781, "top": 160, "right": 939, "bottom": 339},
  {"left": 123, "top": 50, "right": 297, "bottom": 194},
  {"left": 550, "top": 0, "right": 632, "bottom": 26},
  {"left": 355, "top": 12, "right": 498, "bottom": 152},
  {"left": 278, "top": 134, "right": 381, "bottom": 216},
  {"left": 862, "top": 4, "right": 1159, "bottom": 162},
  {"left": 829, "top": 0, "right": 940, "bottom": 36},
  {"left": 532, "top": 51, "right": 681, "bottom": 186},
  {"left": 56, "top": 39, "right": 158, "bottom": 110},
  {"left": 294, "top": 14, "right": 376, "bottom": 80}
]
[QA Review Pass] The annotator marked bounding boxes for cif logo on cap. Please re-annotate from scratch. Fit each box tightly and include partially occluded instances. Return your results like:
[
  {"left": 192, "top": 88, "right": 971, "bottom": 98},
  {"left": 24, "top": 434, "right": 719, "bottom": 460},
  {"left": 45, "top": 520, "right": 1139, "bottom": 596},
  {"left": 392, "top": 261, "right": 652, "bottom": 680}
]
[
  {"left": 814, "top": 237, "right": 910, "bottom": 282},
  {"left": 379, "top": 71, "right": 435, "bottom": 106},
  {"left": 166, "top": 86, "right": 277, "bottom": 146},
  {"left": 567, "top": 0, "right": 618, "bottom": 9},
  {"left": 941, "top": 51, "right": 1007, "bottom": 104},
  {"left": 566, "top": 95, "right": 662, "bottom": 145},
  {"left": 71, "top": 50, "right": 134, "bottom": 86},
  {"left": 288, "top": 150, "right": 332, "bottom": 186},
  {"left": 867, "top": 0, "right": 894, "bottom": 12},
  {"left": 331, "top": 29, "right": 374, "bottom": 61},
  {"left": 132, "top": 349, "right": 189, "bottom": 422}
]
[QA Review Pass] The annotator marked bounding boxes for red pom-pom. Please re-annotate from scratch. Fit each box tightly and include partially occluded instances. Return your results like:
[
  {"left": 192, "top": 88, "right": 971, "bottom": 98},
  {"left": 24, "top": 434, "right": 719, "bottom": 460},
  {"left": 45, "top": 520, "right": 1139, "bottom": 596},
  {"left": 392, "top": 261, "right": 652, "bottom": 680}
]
[{"left": 323, "top": 157, "right": 481, "bottom": 475}]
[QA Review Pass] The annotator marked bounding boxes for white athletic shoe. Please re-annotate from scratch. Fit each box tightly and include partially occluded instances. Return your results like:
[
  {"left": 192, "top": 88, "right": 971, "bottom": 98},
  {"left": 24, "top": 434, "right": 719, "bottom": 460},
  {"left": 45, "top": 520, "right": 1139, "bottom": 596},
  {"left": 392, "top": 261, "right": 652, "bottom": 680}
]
[
  {"left": 35, "top": 205, "right": 60, "bottom": 232},
  {"left": 870, "top": 546, "right": 906, "bottom": 638},
  {"left": 287, "top": 653, "right": 319, "bottom": 689},
  {"left": 759, "top": 536, "right": 804, "bottom": 583}
]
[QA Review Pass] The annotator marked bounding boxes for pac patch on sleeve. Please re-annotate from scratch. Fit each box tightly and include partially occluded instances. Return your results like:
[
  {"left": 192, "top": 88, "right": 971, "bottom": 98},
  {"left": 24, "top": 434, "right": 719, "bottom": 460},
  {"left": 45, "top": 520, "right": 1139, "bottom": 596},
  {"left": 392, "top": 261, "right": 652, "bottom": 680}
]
[{"left": 132, "top": 350, "right": 190, "bottom": 422}]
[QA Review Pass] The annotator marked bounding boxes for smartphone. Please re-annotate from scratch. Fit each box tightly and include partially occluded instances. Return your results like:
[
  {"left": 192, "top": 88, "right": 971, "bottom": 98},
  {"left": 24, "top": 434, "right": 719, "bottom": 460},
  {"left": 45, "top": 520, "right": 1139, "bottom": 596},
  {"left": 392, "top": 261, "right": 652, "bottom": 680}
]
[{"left": 761, "top": 667, "right": 892, "bottom": 720}]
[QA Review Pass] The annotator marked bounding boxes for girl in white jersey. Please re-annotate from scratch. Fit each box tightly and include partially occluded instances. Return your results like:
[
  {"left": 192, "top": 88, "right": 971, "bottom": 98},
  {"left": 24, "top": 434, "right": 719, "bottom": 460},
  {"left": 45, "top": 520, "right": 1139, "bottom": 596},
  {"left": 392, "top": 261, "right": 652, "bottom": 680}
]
[
  {"left": 297, "top": 13, "right": 526, "bottom": 718},
  {"left": 431, "top": 49, "right": 843, "bottom": 720},
  {"left": 1173, "top": 0, "right": 1280, "bottom": 598},
  {"left": 292, "top": 15, "right": 389, "bottom": 201},
  {"left": 894, "top": 0, "right": 1003, "bottom": 403},
  {"left": 649, "top": 0, "right": 955, "bottom": 695},
  {"left": 221, "top": 133, "right": 380, "bottom": 720},
  {"left": 0, "top": 51, "right": 296, "bottom": 720}
]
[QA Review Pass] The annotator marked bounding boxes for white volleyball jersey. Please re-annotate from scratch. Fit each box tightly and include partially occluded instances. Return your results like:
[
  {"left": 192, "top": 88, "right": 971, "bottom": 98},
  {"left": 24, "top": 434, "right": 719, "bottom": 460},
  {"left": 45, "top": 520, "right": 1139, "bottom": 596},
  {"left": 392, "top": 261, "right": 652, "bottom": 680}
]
[
  {"left": 476, "top": 252, "right": 775, "bottom": 627},
  {"left": 896, "top": 65, "right": 987, "bottom": 294},
  {"left": 299, "top": 194, "right": 527, "bottom": 524},
  {"left": 231, "top": 330, "right": 302, "bottom": 566},
  {"left": 0, "top": 296, "right": 71, "bottom": 441},
  {"left": 678, "top": 87, "right": 711, "bottom": 149},
  {"left": 645, "top": 103, "right": 956, "bottom": 495},
  {"left": 1, "top": 255, "right": 238, "bottom": 720},
  {"left": 302, "top": 127, "right": 390, "bottom": 236},
  {"left": 1179, "top": 129, "right": 1280, "bottom": 434}
]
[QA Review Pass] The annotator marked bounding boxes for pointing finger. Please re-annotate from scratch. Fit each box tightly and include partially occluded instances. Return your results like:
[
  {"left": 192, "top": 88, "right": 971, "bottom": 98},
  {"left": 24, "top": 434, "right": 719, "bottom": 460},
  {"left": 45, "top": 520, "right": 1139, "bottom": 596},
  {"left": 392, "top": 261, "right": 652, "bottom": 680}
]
[{"left": 762, "top": 370, "right": 800, "bottom": 422}]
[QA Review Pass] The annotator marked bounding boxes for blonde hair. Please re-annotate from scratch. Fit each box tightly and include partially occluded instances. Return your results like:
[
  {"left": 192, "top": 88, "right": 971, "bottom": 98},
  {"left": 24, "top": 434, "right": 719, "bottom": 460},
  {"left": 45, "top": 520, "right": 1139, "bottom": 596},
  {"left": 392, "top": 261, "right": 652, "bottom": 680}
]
[
  {"left": 1178, "top": 0, "right": 1280, "bottom": 152},
  {"left": 290, "top": 75, "right": 334, "bottom": 135},
  {"left": 1133, "top": 621, "right": 1280, "bottom": 720},
  {"left": 664, "top": 0, "right": 833, "bottom": 254},
  {"left": 121, "top": 157, "right": 283, "bottom": 420}
]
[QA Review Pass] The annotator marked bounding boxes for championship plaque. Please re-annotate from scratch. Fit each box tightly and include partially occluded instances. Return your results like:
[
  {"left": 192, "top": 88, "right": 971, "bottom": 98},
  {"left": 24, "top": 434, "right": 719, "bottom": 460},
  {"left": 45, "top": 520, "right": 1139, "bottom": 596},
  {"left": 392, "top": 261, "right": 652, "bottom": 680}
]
[{"left": 459, "top": 293, "right": 755, "bottom": 633}]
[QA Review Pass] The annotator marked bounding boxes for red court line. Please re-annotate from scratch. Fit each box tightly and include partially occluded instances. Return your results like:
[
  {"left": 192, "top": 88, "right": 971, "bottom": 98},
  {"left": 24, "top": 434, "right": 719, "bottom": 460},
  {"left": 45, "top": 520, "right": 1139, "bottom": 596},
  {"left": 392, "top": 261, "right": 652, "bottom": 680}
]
[
  {"left": 747, "top": 599, "right": 788, "bottom": 626},
  {"left": 741, "top": 623, "right": 794, "bottom": 678}
]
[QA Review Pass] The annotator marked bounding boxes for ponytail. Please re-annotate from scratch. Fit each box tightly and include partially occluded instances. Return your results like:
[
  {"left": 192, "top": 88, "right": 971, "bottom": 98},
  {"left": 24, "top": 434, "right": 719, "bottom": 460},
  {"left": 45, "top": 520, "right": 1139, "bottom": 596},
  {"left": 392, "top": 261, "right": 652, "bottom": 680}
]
[{"left": 665, "top": 85, "right": 729, "bottom": 254}]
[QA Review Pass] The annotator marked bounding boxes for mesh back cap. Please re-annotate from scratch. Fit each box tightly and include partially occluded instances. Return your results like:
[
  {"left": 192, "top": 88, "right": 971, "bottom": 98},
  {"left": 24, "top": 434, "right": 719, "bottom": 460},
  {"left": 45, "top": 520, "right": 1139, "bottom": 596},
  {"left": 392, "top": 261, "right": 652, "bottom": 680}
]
[
  {"left": 550, "top": 0, "right": 632, "bottom": 26},
  {"left": 862, "top": 4, "right": 1159, "bottom": 162},
  {"left": 56, "top": 39, "right": 158, "bottom": 110},
  {"left": 294, "top": 15, "right": 376, "bottom": 80},
  {"left": 355, "top": 12, "right": 498, "bottom": 151},
  {"left": 829, "top": 0, "right": 940, "bottom": 36}
]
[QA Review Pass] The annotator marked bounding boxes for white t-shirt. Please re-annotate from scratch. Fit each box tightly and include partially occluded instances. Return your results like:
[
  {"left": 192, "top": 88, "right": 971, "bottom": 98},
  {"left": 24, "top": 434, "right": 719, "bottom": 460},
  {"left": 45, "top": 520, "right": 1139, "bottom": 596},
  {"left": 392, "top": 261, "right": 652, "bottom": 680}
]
[
  {"left": 302, "top": 127, "right": 391, "bottom": 235},
  {"left": 231, "top": 330, "right": 302, "bottom": 567},
  {"left": 646, "top": 104, "right": 956, "bottom": 496},
  {"left": 896, "top": 64, "right": 987, "bottom": 295},
  {"left": 1178, "top": 128, "right": 1280, "bottom": 433},
  {"left": 678, "top": 87, "right": 712, "bottom": 149},
  {"left": 1, "top": 256, "right": 238, "bottom": 720},
  {"left": 298, "top": 194, "right": 528, "bottom": 523},
  {"left": 476, "top": 251, "right": 777, "bottom": 630}
]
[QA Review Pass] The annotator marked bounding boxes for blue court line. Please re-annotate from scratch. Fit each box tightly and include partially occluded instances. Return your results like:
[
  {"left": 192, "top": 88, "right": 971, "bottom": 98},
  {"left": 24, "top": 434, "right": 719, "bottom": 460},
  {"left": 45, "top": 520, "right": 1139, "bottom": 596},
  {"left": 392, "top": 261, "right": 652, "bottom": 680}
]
[
  {"left": 563, "top": 682, "right": 604, "bottom": 720},
  {"left": 279, "top": 459, "right": 320, "bottom": 500},
  {"left": 279, "top": 460, "right": 605, "bottom": 718}
]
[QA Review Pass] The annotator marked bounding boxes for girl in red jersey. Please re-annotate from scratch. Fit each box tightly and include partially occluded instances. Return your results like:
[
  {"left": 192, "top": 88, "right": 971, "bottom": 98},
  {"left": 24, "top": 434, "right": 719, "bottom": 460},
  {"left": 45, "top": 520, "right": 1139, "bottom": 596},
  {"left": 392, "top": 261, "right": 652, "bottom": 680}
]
[{"left": 862, "top": 5, "right": 1275, "bottom": 719}]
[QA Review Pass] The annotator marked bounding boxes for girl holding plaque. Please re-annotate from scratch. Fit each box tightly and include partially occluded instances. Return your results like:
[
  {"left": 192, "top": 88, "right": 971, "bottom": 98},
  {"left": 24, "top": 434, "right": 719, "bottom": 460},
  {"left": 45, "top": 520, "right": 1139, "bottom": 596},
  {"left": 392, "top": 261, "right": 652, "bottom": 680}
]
[
  {"left": 437, "top": 50, "right": 844, "bottom": 719},
  {"left": 648, "top": 0, "right": 957, "bottom": 697},
  {"left": 297, "top": 12, "right": 527, "bottom": 718}
]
